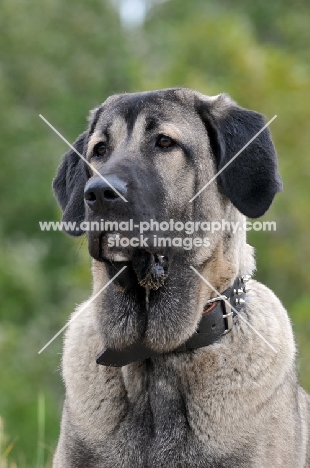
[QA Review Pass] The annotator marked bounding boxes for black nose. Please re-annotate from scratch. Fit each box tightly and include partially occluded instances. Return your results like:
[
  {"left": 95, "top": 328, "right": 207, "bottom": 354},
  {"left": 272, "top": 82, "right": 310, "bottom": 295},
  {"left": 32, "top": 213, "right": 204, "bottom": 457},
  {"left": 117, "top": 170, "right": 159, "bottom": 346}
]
[{"left": 84, "top": 175, "right": 128, "bottom": 211}]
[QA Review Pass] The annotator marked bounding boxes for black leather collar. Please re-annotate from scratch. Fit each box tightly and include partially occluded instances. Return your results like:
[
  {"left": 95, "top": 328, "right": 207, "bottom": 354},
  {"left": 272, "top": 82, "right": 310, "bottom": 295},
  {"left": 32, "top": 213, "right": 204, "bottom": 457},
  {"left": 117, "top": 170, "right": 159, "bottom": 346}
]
[{"left": 96, "top": 275, "right": 250, "bottom": 367}]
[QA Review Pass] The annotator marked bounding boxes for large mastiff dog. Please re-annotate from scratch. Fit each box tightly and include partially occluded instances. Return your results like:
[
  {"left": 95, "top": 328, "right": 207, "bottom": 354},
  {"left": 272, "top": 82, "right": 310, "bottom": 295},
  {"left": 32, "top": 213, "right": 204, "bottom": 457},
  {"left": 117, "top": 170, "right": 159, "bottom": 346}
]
[{"left": 52, "top": 88, "right": 310, "bottom": 467}]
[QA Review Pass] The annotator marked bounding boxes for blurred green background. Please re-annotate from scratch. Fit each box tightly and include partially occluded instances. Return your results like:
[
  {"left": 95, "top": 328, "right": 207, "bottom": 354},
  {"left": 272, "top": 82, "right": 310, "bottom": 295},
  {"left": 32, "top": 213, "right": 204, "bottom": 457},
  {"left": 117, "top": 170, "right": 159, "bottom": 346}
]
[{"left": 0, "top": 0, "right": 309, "bottom": 465}]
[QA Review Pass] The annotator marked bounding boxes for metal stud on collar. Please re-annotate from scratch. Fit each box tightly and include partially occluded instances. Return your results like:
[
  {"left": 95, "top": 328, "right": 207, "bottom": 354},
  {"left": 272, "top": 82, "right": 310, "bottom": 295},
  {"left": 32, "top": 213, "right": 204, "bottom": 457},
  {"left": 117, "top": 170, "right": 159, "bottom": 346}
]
[
  {"left": 234, "top": 286, "right": 251, "bottom": 295},
  {"left": 235, "top": 297, "right": 246, "bottom": 305},
  {"left": 234, "top": 274, "right": 251, "bottom": 307},
  {"left": 240, "top": 274, "right": 251, "bottom": 283}
]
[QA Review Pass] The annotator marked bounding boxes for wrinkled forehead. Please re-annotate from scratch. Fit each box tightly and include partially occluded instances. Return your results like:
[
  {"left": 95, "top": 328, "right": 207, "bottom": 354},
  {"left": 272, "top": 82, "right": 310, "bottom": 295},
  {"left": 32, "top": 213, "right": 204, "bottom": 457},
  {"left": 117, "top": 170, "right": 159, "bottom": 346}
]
[{"left": 90, "top": 90, "right": 199, "bottom": 138}]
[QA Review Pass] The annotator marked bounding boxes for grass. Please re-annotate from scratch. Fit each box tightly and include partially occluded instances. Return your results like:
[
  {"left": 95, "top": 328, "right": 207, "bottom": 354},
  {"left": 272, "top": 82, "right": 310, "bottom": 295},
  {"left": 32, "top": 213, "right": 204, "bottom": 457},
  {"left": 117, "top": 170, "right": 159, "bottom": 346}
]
[
  {"left": 0, "top": 393, "right": 53, "bottom": 468},
  {"left": 36, "top": 393, "right": 45, "bottom": 468},
  {"left": 0, "top": 417, "right": 17, "bottom": 468}
]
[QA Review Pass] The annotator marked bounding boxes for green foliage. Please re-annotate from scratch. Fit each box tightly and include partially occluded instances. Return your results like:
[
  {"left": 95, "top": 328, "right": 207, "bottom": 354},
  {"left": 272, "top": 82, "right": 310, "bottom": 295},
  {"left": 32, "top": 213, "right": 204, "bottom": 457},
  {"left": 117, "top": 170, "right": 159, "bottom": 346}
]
[{"left": 0, "top": 0, "right": 309, "bottom": 464}]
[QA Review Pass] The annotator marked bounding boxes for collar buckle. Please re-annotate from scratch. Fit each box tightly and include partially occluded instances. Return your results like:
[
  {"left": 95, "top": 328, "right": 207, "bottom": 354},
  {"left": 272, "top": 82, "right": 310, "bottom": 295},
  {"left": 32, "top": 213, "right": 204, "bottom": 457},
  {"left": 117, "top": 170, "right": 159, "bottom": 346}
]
[{"left": 204, "top": 294, "right": 233, "bottom": 335}]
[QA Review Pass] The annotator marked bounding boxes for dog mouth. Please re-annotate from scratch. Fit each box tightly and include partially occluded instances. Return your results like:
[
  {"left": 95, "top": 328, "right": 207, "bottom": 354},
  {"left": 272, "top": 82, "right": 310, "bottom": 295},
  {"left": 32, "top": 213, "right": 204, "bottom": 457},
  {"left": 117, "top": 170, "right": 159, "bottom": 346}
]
[{"left": 100, "top": 233, "right": 169, "bottom": 290}]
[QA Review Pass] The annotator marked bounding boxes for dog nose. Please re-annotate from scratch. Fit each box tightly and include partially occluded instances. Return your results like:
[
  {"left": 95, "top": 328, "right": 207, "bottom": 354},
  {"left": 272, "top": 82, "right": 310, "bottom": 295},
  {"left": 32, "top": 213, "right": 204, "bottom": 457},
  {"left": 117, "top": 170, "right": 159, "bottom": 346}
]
[{"left": 84, "top": 176, "right": 127, "bottom": 210}]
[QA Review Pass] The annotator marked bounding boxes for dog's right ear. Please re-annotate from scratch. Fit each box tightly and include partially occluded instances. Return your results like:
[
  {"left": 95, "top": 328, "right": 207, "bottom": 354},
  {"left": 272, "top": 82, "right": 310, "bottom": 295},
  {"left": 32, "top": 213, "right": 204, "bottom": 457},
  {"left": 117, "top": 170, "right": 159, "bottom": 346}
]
[{"left": 52, "top": 132, "right": 88, "bottom": 236}]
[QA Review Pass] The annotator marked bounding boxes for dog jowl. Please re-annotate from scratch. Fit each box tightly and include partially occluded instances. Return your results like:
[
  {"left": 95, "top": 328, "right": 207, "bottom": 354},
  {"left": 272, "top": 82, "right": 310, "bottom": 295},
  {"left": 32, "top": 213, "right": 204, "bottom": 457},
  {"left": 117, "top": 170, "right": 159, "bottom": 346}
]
[{"left": 52, "top": 89, "right": 310, "bottom": 468}]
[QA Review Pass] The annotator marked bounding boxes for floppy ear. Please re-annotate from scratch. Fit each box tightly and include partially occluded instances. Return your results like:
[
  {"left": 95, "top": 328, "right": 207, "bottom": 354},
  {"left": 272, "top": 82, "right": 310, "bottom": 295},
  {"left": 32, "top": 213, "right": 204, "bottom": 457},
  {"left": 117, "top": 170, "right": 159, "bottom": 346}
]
[
  {"left": 52, "top": 132, "right": 88, "bottom": 236},
  {"left": 197, "top": 94, "right": 283, "bottom": 218}
]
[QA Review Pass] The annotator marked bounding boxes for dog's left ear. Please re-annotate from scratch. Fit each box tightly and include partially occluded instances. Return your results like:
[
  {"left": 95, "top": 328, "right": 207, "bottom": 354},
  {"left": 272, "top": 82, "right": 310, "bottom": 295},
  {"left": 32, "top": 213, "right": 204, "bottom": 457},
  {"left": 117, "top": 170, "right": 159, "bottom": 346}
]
[
  {"left": 196, "top": 94, "right": 283, "bottom": 218},
  {"left": 52, "top": 132, "right": 88, "bottom": 236}
]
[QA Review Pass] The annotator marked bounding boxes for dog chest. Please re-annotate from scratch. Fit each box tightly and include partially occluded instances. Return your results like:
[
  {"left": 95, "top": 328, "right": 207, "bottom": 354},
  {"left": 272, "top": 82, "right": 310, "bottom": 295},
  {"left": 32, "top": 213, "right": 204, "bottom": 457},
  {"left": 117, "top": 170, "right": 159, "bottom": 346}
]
[{"left": 79, "top": 358, "right": 251, "bottom": 468}]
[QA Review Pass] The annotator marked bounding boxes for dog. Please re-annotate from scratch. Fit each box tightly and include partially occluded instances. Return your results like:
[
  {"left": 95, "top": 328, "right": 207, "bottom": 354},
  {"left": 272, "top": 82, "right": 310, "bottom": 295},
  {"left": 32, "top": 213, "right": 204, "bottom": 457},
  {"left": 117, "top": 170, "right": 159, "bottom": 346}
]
[{"left": 52, "top": 88, "right": 310, "bottom": 467}]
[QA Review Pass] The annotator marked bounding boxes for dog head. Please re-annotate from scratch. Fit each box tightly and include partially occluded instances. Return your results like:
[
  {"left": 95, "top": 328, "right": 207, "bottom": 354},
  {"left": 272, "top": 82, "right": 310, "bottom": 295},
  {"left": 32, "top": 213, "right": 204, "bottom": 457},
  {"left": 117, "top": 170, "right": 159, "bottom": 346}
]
[{"left": 53, "top": 88, "right": 282, "bottom": 351}]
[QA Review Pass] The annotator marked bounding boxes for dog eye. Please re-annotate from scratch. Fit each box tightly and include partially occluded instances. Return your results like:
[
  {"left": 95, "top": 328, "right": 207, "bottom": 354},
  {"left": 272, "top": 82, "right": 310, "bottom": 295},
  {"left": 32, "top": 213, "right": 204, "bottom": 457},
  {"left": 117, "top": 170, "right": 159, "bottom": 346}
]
[
  {"left": 94, "top": 143, "right": 107, "bottom": 158},
  {"left": 156, "top": 135, "right": 174, "bottom": 149}
]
